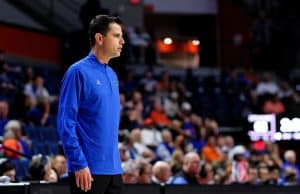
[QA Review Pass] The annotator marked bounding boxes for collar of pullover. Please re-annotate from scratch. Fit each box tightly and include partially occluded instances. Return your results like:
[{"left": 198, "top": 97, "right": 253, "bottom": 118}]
[{"left": 88, "top": 52, "right": 108, "bottom": 70}]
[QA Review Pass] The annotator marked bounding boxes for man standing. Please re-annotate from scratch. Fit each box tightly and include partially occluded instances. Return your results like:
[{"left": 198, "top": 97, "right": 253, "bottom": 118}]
[{"left": 57, "top": 15, "right": 125, "bottom": 194}]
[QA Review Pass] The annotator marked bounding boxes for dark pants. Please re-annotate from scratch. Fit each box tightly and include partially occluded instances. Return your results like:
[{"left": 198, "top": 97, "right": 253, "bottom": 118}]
[{"left": 69, "top": 173, "right": 123, "bottom": 194}]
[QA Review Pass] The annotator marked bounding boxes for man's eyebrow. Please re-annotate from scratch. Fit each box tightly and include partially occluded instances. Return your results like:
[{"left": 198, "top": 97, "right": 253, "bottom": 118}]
[{"left": 114, "top": 32, "right": 123, "bottom": 36}]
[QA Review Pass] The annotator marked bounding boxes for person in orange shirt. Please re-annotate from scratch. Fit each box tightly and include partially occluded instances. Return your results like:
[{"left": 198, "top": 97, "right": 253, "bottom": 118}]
[
  {"left": 201, "top": 135, "right": 221, "bottom": 163},
  {"left": 2, "top": 130, "right": 23, "bottom": 159},
  {"left": 150, "top": 99, "right": 171, "bottom": 127},
  {"left": 263, "top": 94, "right": 285, "bottom": 114}
]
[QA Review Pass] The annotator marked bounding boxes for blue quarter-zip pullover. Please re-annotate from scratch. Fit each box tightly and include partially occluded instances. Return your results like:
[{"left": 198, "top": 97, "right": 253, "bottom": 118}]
[{"left": 57, "top": 52, "right": 122, "bottom": 175}]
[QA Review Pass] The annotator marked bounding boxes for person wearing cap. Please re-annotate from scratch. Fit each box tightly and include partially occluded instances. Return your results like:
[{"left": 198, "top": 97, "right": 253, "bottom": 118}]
[{"left": 229, "top": 145, "right": 249, "bottom": 183}]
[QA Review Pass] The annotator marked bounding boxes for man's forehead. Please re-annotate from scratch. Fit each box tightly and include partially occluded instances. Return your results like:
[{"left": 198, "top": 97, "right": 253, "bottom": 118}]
[{"left": 108, "top": 23, "right": 122, "bottom": 32}]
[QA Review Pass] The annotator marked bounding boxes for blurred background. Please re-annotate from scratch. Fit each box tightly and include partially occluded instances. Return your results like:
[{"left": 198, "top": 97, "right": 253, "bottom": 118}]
[{"left": 0, "top": 0, "right": 300, "bottom": 193}]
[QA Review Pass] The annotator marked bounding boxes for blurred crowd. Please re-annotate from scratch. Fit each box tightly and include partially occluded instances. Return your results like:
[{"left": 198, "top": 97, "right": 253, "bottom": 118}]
[{"left": 1, "top": 46, "right": 300, "bottom": 186}]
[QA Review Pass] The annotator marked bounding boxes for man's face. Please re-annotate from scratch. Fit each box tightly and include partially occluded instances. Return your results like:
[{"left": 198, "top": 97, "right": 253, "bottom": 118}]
[
  {"left": 184, "top": 155, "right": 201, "bottom": 175},
  {"left": 35, "top": 76, "right": 44, "bottom": 87},
  {"left": 54, "top": 156, "right": 67, "bottom": 175},
  {"left": 140, "top": 166, "right": 152, "bottom": 183},
  {"left": 102, "top": 23, "right": 124, "bottom": 59},
  {"left": 159, "top": 166, "right": 171, "bottom": 182},
  {"left": 4, "top": 169, "right": 16, "bottom": 182}
]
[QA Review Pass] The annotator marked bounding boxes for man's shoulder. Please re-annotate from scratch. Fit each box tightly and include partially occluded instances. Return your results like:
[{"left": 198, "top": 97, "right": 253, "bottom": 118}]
[
  {"left": 70, "top": 57, "right": 89, "bottom": 70},
  {"left": 66, "top": 58, "right": 91, "bottom": 75}
]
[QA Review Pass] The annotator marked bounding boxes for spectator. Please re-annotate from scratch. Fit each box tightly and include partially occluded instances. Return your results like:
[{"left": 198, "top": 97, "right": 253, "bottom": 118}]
[
  {"left": 262, "top": 94, "right": 285, "bottom": 114},
  {"left": 246, "top": 166, "right": 259, "bottom": 185},
  {"left": 170, "top": 149, "right": 184, "bottom": 174},
  {"left": 201, "top": 163, "right": 215, "bottom": 185},
  {"left": 24, "top": 75, "right": 52, "bottom": 109},
  {"left": 179, "top": 101, "right": 197, "bottom": 139},
  {"left": 201, "top": 135, "right": 221, "bottom": 164},
  {"left": 129, "top": 128, "right": 156, "bottom": 162},
  {"left": 130, "top": 90, "right": 144, "bottom": 121},
  {"left": 141, "top": 118, "right": 162, "bottom": 149},
  {"left": 173, "top": 134, "right": 192, "bottom": 154},
  {"left": 0, "top": 100, "right": 9, "bottom": 136},
  {"left": 122, "top": 161, "right": 139, "bottom": 184},
  {"left": 2, "top": 130, "right": 23, "bottom": 159},
  {"left": 156, "top": 71, "right": 170, "bottom": 93},
  {"left": 51, "top": 155, "right": 68, "bottom": 180},
  {"left": 224, "top": 135, "right": 235, "bottom": 152},
  {"left": 164, "top": 92, "right": 180, "bottom": 119},
  {"left": 0, "top": 56, "right": 15, "bottom": 91},
  {"left": 268, "top": 166, "right": 280, "bottom": 185},
  {"left": 229, "top": 145, "right": 249, "bottom": 184},
  {"left": 212, "top": 148, "right": 231, "bottom": 184},
  {"left": 256, "top": 73, "right": 279, "bottom": 96},
  {"left": 280, "top": 166, "right": 298, "bottom": 186},
  {"left": 22, "top": 66, "right": 35, "bottom": 85},
  {"left": 137, "top": 162, "right": 152, "bottom": 184},
  {"left": 265, "top": 142, "right": 282, "bottom": 168},
  {"left": 172, "top": 152, "right": 202, "bottom": 184},
  {"left": 0, "top": 158, "right": 16, "bottom": 183},
  {"left": 128, "top": 26, "right": 149, "bottom": 64},
  {"left": 24, "top": 75, "right": 56, "bottom": 126},
  {"left": 140, "top": 70, "right": 157, "bottom": 94},
  {"left": 28, "top": 154, "right": 57, "bottom": 182},
  {"left": 281, "top": 150, "right": 300, "bottom": 184},
  {"left": 150, "top": 99, "right": 171, "bottom": 127},
  {"left": 151, "top": 161, "right": 173, "bottom": 185},
  {"left": 278, "top": 81, "right": 300, "bottom": 115},
  {"left": 156, "top": 129, "right": 175, "bottom": 162},
  {"left": 119, "top": 142, "right": 131, "bottom": 164},
  {"left": 3, "top": 120, "right": 31, "bottom": 159}
]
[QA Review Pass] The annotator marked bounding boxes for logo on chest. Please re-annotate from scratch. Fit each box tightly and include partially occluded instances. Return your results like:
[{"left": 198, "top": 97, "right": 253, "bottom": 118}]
[{"left": 96, "top": 79, "right": 102, "bottom": 85}]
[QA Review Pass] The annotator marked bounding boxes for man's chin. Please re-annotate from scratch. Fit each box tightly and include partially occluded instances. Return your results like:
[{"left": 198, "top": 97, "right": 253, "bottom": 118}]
[{"left": 112, "top": 53, "right": 121, "bottom": 58}]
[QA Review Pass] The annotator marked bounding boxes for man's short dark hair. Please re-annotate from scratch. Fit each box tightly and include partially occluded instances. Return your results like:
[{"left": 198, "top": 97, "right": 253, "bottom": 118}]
[{"left": 88, "top": 15, "right": 122, "bottom": 47}]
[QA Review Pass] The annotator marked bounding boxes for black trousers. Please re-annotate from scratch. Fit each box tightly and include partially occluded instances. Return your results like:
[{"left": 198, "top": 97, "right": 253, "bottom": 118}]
[{"left": 69, "top": 173, "right": 123, "bottom": 194}]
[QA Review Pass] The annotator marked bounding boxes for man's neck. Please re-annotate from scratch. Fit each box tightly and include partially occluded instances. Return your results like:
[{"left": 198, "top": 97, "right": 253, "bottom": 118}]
[{"left": 91, "top": 47, "right": 109, "bottom": 64}]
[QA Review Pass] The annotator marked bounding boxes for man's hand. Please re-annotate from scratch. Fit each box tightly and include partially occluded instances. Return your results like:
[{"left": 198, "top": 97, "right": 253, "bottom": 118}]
[{"left": 75, "top": 167, "right": 94, "bottom": 192}]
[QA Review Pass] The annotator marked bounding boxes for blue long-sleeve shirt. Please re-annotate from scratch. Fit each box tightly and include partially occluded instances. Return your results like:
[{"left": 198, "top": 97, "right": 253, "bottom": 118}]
[{"left": 57, "top": 52, "right": 122, "bottom": 175}]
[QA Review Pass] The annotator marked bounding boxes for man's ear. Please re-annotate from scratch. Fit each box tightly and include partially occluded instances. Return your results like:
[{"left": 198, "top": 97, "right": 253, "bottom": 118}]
[{"left": 95, "top": 33, "right": 103, "bottom": 45}]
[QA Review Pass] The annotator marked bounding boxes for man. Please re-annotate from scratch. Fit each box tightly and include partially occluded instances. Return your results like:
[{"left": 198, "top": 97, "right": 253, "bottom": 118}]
[
  {"left": 155, "top": 129, "right": 175, "bottom": 162},
  {"left": 57, "top": 15, "right": 125, "bottom": 193},
  {"left": 0, "top": 100, "right": 10, "bottom": 136},
  {"left": 151, "top": 161, "right": 172, "bottom": 185},
  {"left": 137, "top": 161, "right": 152, "bottom": 184},
  {"left": 172, "top": 152, "right": 202, "bottom": 184},
  {"left": 51, "top": 155, "right": 68, "bottom": 180}
]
